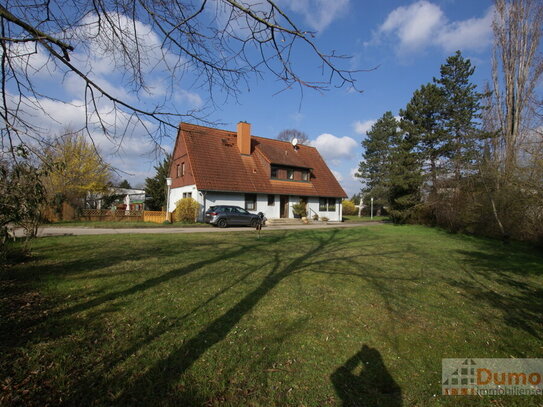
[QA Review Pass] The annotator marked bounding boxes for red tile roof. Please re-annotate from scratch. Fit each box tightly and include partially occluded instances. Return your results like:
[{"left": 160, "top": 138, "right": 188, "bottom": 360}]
[{"left": 173, "top": 122, "right": 347, "bottom": 198}]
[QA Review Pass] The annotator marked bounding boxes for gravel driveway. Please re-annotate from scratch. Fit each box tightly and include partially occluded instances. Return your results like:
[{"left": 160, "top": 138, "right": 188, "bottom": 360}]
[{"left": 15, "top": 222, "right": 382, "bottom": 237}]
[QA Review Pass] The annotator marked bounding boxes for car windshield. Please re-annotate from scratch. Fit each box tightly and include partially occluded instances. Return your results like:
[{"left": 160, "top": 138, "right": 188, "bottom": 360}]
[{"left": 235, "top": 207, "right": 249, "bottom": 214}]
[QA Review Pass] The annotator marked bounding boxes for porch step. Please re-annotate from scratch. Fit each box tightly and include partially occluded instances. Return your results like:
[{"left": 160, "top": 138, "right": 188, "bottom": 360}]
[{"left": 266, "top": 218, "right": 306, "bottom": 226}]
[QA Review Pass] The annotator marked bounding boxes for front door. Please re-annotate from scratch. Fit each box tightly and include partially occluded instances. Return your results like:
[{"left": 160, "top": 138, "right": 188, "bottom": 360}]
[{"left": 280, "top": 195, "right": 289, "bottom": 218}]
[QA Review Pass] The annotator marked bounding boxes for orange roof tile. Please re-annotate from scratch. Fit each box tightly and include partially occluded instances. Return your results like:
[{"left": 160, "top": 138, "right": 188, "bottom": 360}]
[{"left": 174, "top": 122, "right": 347, "bottom": 198}]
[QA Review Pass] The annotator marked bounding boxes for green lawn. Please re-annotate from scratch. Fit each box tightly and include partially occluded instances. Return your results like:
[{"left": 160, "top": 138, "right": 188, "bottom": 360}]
[
  {"left": 45, "top": 220, "right": 211, "bottom": 228},
  {"left": 1, "top": 225, "right": 542, "bottom": 406},
  {"left": 342, "top": 215, "right": 388, "bottom": 223}
]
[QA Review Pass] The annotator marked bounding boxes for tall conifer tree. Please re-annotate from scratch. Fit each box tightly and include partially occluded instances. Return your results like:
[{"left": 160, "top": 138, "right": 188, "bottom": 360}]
[
  {"left": 356, "top": 111, "right": 401, "bottom": 208},
  {"left": 434, "top": 50, "right": 483, "bottom": 179}
]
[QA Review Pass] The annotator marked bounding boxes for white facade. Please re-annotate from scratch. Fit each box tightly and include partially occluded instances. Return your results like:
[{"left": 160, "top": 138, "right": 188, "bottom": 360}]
[
  {"left": 89, "top": 188, "right": 146, "bottom": 211},
  {"left": 168, "top": 185, "right": 343, "bottom": 221}
]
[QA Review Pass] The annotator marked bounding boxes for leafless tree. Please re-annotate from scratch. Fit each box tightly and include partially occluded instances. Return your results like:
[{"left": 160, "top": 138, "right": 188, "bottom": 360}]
[
  {"left": 489, "top": 0, "right": 543, "bottom": 172},
  {"left": 277, "top": 128, "right": 309, "bottom": 144},
  {"left": 481, "top": 0, "right": 543, "bottom": 239},
  {"left": 0, "top": 0, "right": 363, "bottom": 159}
]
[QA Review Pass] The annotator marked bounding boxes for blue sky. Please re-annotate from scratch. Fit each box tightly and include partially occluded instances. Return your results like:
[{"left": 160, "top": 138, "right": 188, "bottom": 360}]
[
  {"left": 212, "top": 0, "right": 494, "bottom": 196},
  {"left": 16, "top": 0, "right": 495, "bottom": 195}
]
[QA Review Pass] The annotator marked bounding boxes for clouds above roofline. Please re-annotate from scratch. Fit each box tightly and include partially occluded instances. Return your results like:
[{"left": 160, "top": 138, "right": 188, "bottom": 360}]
[
  {"left": 281, "top": 0, "right": 350, "bottom": 33},
  {"left": 310, "top": 133, "right": 358, "bottom": 166},
  {"left": 367, "top": 1, "right": 494, "bottom": 56}
]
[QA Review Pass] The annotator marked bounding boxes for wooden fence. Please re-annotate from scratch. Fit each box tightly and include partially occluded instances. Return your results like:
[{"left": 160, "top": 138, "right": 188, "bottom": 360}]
[
  {"left": 143, "top": 211, "right": 169, "bottom": 223},
  {"left": 80, "top": 209, "right": 143, "bottom": 222},
  {"left": 44, "top": 207, "right": 170, "bottom": 223}
]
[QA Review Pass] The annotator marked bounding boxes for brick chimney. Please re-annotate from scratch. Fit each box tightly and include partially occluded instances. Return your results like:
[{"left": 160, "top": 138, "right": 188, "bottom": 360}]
[{"left": 237, "top": 121, "right": 251, "bottom": 155}]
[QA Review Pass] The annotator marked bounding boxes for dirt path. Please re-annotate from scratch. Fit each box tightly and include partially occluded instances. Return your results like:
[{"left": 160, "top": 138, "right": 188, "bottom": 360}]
[{"left": 16, "top": 222, "right": 383, "bottom": 237}]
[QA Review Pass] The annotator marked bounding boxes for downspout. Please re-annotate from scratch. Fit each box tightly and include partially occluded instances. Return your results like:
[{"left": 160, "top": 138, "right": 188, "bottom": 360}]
[{"left": 201, "top": 190, "right": 207, "bottom": 222}]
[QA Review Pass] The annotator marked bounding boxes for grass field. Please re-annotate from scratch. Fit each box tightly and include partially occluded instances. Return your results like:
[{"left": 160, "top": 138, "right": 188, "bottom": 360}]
[
  {"left": 1, "top": 225, "right": 542, "bottom": 406},
  {"left": 342, "top": 215, "right": 388, "bottom": 223}
]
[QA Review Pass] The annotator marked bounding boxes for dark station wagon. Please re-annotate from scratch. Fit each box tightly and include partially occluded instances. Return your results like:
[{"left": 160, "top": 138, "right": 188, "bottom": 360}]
[{"left": 204, "top": 205, "right": 264, "bottom": 228}]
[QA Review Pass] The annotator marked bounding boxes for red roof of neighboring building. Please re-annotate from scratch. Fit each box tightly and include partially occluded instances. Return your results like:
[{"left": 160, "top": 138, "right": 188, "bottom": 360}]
[{"left": 171, "top": 122, "right": 347, "bottom": 198}]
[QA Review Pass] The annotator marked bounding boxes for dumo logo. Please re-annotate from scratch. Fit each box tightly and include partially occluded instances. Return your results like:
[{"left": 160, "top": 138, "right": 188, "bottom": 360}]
[
  {"left": 442, "top": 358, "right": 543, "bottom": 396},
  {"left": 476, "top": 369, "right": 542, "bottom": 386}
]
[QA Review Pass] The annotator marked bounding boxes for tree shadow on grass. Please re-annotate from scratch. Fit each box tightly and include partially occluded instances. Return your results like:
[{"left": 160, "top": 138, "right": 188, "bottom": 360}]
[
  {"left": 4, "top": 227, "right": 417, "bottom": 405},
  {"left": 109, "top": 229, "right": 355, "bottom": 404},
  {"left": 331, "top": 345, "right": 402, "bottom": 407},
  {"left": 1, "top": 232, "right": 289, "bottom": 405},
  {"left": 450, "top": 245, "right": 543, "bottom": 341},
  {"left": 23, "top": 233, "right": 285, "bottom": 329},
  {"left": 107, "top": 228, "right": 419, "bottom": 405}
]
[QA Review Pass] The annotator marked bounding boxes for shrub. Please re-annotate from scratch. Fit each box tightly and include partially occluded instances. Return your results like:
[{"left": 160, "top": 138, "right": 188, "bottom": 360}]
[
  {"left": 321, "top": 216, "right": 329, "bottom": 222},
  {"left": 162, "top": 220, "right": 171, "bottom": 225},
  {"left": 173, "top": 197, "right": 200, "bottom": 222},
  {"left": 312, "top": 214, "right": 319, "bottom": 221},
  {"left": 292, "top": 201, "right": 307, "bottom": 217},
  {"left": 342, "top": 200, "right": 356, "bottom": 215}
]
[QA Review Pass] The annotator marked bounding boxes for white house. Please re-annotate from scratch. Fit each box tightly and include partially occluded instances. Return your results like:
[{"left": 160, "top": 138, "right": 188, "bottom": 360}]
[
  {"left": 167, "top": 122, "right": 346, "bottom": 221},
  {"left": 88, "top": 187, "right": 146, "bottom": 211}
]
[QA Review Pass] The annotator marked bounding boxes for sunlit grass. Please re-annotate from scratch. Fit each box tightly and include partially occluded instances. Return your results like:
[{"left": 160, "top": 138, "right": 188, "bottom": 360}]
[{"left": 1, "top": 225, "right": 542, "bottom": 406}]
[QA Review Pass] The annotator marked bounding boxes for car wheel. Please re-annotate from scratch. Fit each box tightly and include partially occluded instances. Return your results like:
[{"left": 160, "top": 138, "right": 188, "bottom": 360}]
[
  {"left": 250, "top": 218, "right": 258, "bottom": 228},
  {"left": 217, "top": 218, "right": 228, "bottom": 228}
]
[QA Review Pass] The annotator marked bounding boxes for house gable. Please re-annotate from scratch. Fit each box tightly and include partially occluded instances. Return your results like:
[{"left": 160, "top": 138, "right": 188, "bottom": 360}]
[
  {"left": 170, "top": 127, "right": 196, "bottom": 189},
  {"left": 171, "top": 122, "right": 347, "bottom": 198}
]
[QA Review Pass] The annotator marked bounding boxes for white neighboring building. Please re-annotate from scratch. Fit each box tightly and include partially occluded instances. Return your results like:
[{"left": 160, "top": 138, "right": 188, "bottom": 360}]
[
  {"left": 88, "top": 188, "right": 146, "bottom": 211},
  {"left": 167, "top": 122, "right": 346, "bottom": 221}
]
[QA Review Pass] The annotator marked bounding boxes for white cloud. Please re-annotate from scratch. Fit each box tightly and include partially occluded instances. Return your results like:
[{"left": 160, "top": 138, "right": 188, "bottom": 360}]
[
  {"left": 284, "top": 0, "right": 349, "bottom": 32},
  {"left": 310, "top": 133, "right": 358, "bottom": 164},
  {"left": 7, "top": 42, "right": 59, "bottom": 80},
  {"left": 372, "top": 1, "right": 493, "bottom": 55},
  {"left": 175, "top": 89, "right": 204, "bottom": 108},
  {"left": 329, "top": 167, "right": 363, "bottom": 197},
  {"left": 379, "top": 1, "right": 443, "bottom": 51},
  {"left": 8, "top": 91, "right": 163, "bottom": 185},
  {"left": 331, "top": 169, "right": 343, "bottom": 182},
  {"left": 353, "top": 119, "right": 376, "bottom": 135},
  {"left": 213, "top": 0, "right": 348, "bottom": 38},
  {"left": 73, "top": 12, "right": 175, "bottom": 76},
  {"left": 435, "top": 9, "right": 494, "bottom": 53},
  {"left": 350, "top": 167, "right": 359, "bottom": 180},
  {"left": 5, "top": 12, "right": 187, "bottom": 185}
]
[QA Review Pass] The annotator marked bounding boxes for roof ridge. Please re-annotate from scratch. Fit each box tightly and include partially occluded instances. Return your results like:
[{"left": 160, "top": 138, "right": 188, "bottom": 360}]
[
  {"left": 252, "top": 135, "right": 315, "bottom": 149},
  {"left": 180, "top": 122, "right": 315, "bottom": 148}
]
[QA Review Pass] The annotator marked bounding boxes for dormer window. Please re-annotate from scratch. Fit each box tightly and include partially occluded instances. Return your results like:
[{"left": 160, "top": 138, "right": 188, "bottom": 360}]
[
  {"left": 176, "top": 162, "right": 185, "bottom": 177},
  {"left": 270, "top": 165, "right": 310, "bottom": 182}
]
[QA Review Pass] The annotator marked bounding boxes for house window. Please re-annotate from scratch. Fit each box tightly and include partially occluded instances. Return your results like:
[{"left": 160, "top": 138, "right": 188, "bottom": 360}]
[
  {"left": 319, "top": 198, "right": 337, "bottom": 211},
  {"left": 319, "top": 198, "right": 327, "bottom": 211},
  {"left": 268, "top": 195, "right": 275, "bottom": 206},
  {"left": 245, "top": 194, "right": 256, "bottom": 211},
  {"left": 176, "top": 162, "right": 185, "bottom": 177},
  {"left": 182, "top": 192, "right": 192, "bottom": 199},
  {"left": 271, "top": 166, "right": 278, "bottom": 178},
  {"left": 287, "top": 169, "right": 294, "bottom": 180},
  {"left": 302, "top": 170, "right": 309, "bottom": 181}
]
